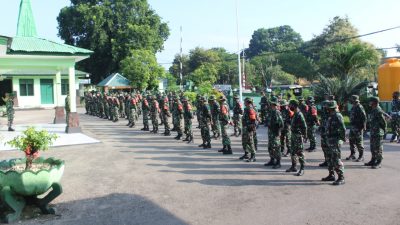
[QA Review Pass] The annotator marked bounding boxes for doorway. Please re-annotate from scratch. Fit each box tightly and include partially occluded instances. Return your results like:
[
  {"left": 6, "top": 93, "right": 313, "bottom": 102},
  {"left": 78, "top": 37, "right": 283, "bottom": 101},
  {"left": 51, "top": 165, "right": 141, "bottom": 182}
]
[
  {"left": 0, "top": 79, "right": 12, "bottom": 106},
  {"left": 40, "top": 79, "right": 54, "bottom": 104}
]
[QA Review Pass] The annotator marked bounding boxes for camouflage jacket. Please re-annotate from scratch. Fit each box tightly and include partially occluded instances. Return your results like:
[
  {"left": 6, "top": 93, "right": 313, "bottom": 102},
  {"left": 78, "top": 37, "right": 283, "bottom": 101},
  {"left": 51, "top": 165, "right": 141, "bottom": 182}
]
[
  {"left": 326, "top": 111, "right": 346, "bottom": 141},
  {"left": 391, "top": 99, "right": 400, "bottom": 116},
  {"left": 268, "top": 109, "right": 284, "bottom": 136},
  {"left": 350, "top": 103, "right": 367, "bottom": 130},
  {"left": 233, "top": 100, "right": 243, "bottom": 116},
  {"left": 368, "top": 106, "right": 387, "bottom": 136},
  {"left": 183, "top": 102, "right": 193, "bottom": 120},
  {"left": 210, "top": 102, "right": 220, "bottom": 121},
  {"left": 305, "top": 104, "right": 319, "bottom": 126},
  {"left": 242, "top": 105, "right": 257, "bottom": 129},
  {"left": 291, "top": 111, "right": 307, "bottom": 136},
  {"left": 280, "top": 107, "right": 293, "bottom": 130},
  {"left": 219, "top": 102, "right": 230, "bottom": 123}
]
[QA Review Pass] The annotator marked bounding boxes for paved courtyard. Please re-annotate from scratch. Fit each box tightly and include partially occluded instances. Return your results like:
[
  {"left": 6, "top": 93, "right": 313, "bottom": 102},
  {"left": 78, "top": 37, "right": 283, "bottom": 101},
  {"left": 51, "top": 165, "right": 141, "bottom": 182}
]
[{"left": 1, "top": 108, "right": 400, "bottom": 225}]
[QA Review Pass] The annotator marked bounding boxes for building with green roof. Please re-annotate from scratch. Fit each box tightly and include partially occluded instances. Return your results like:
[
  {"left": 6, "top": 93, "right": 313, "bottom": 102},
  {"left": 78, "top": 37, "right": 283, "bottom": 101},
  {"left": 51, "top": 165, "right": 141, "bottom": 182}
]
[{"left": 0, "top": 0, "right": 93, "bottom": 133}]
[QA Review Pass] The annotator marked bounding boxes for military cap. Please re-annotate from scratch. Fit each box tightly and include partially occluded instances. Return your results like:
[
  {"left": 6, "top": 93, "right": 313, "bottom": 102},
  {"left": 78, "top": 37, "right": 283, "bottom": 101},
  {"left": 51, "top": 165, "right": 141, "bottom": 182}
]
[
  {"left": 208, "top": 95, "right": 216, "bottom": 101},
  {"left": 219, "top": 95, "right": 226, "bottom": 101},
  {"left": 280, "top": 99, "right": 288, "bottom": 106},
  {"left": 369, "top": 96, "right": 380, "bottom": 103},
  {"left": 307, "top": 96, "right": 315, "bottom": 102},
  {"left": 182, "top": 96, "right": 188, "bottom": 102},
  {"left": 270, "top": 96, "right": 279, "bottom": 105},
  {"left": 393, "top": 91, "right": 399, "bottom": 97},
  {"left": 297, "top": 96, "right": 304, "bottom": 101},
  {"left": 244, "top": 97, "right": 253, "bottom": 103},
  {"left": 321, "top": 100, "right": 330, "bottom": 106},
  {"left": 326, "top": 100, "right": 338, "bottom": 109},
  {"left": 289, "top": 99, "right": 299, "bottom": 107},
  {"left": 351, "top": 95, "right": 360, "bottom": 102},
  {"left": 233, "top": 94, "right": 239, "bottom": 99}
]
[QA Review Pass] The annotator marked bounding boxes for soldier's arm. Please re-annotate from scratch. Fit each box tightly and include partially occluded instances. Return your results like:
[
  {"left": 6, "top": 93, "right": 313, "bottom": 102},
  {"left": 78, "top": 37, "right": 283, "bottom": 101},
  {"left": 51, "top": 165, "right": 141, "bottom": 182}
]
[
  {"left": 379, "top": 111, "right": 387, "bottom": 133},
  {"left": 300, "top": 114, "right": 307, "bottom": 136},
  {"left": 337, "top": 114, "right": 346, "bottom": 141}
]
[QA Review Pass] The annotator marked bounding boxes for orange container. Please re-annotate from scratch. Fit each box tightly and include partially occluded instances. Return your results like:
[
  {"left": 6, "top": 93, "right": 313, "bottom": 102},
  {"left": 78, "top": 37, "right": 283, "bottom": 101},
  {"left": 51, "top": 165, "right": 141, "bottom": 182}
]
[{"left": 378, "top": 58, "right": 400, "bottom": 101}]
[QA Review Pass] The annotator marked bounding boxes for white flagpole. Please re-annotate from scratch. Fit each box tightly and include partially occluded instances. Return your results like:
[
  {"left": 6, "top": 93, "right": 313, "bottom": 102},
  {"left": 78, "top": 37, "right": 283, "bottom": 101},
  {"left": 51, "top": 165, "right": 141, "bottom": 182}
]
[{"left": 236, "top": 0, "right": 243, "bottom": 103}]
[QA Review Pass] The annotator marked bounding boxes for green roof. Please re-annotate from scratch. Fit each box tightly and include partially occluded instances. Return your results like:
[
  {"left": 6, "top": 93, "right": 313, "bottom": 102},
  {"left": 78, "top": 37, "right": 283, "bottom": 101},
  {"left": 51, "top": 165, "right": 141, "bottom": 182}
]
[
  {"left": 98, "top": 73, "right": 131, "bottom": 87},
  {"left": 9, "top": 37, "right": 93, "bottom": 55},
  {"left": 2, "top": 69, "right": 88, "bottom": 76},
  {"left": 16, "top": 0, "right": 37, "bottom": 37}
]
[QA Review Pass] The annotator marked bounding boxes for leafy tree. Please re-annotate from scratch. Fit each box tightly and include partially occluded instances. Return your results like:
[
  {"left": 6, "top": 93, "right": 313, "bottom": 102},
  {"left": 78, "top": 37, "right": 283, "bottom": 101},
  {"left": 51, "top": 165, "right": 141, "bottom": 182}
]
[
  {"left": 169, "top": 54, "right": 190, "bottom": 84},
  {"left": 276, "top": 53, "right": 318, "bottom": 80},
  {"left": 189, "top": 63, "right": 218, "bottom": 86},
  {"left": 187, "top": 47, "right": 221, "bottom": 72},
  {"left": 57, "top": 0, "right": 169, "bottom": 83},
  {"left": 120, "top": 50, "right": 165, "bottom": 90},
  {"left": 246, "top": 25, "right": 303, "bottom": 58}
]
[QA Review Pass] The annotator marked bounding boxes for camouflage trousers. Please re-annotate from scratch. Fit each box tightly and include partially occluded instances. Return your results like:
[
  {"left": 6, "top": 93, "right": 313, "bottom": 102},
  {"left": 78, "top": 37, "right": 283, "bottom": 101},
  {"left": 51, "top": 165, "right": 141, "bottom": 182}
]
[
  {"left": 151, "top": 113, "right": 159, "bottom": 131},
  {"left": 85, "top": 101, "right": 89, "bottom": 114},
  {"left": 280, "top": 128, "right": 291, "bottom": 153},
  {"left": 7, "top": 110, "right": 14, "bottom": 127},
  {"left": 220, "top": 121, "right": 231, "bottom": 145},
  {"left": 184, "top": 119, "right": 192, "bottom": 138},
  {"left": 268, "top": 132, "right": 281, "bottom": 160},
  {"left": 211, "top": 118, "right": 220, "bottom": 136},
  {"left": 232, "top": 114, "right": 242, "bottom": 135},
  {"left": 242, "top": 128, "right": 256, "bottom": 154},
  {"left": 98, "top": 103, "right": 104, "bottom": 118},
  {"left": 349, "top": 128, "right": 364, "bottom": 155},
  {"left": 142, "top": 110, "right": 149, "bottom": 127},
  {"left": 129, "top": 108, "right": 136, "bottom": 126},
  {"left": 104, "top": 104, "right": 109, "bottom": 119},
  {"left": 321, "top": 134, "right": 329, "bottom": 162},
  {"left": 174, "top": 116, "right": 183, "bottom": 135},
  {"left": 290, "top": 133, "right": 305, "bottom": 167},
  {"left": 391, "top": 116, "right": 400, "bottom": 139},
  {"left": 370, "top": 134, "right": 384, "bottom": 162},
  {"left": 200, "top": 123, "right": 211, "bottom": 144},
  {"left": 307, "top": 124, "right": 317, "bottom": 148},
  {"left": 327, "top": 138, "right": 344, "bottom": 177},
  {"left": 254, "top": 130, "right": 258, "bottom": 151},
  {"left": 260, "top": 109, "right": 266, "bottom": 124},
  {"left": 65, "top": 111, "right": 70, "bottom": 125},
  {"left": 119, "top": 104, "right": 125, "bottom": 118},
  {"left": 112, "top": 106, "right": 119, "bottom": 121},
  {"left": 162, "top": 112, "right": 170, "bottom": 132}
]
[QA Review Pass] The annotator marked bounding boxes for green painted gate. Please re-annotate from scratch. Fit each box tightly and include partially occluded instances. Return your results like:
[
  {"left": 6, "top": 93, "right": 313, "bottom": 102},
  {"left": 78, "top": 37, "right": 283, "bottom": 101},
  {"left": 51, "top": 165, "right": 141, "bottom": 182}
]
[{"left": 40, "top": 79, "right": 54, "bottom": 104}]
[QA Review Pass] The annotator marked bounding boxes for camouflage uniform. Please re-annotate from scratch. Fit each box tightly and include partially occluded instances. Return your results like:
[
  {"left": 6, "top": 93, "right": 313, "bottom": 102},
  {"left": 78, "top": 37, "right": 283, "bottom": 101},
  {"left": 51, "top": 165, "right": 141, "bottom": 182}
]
[
  {"left": 390, "top": 92, "right": 400, "bottom": 142},
  {"left": 112, "top": 97, "right": 120, "bottom": 122},
  {"left": 318, "top": 101, "right": 330, "bottom": 167},
  {"left": 347, "top": 95, "right": 367, "bottom": 161},
  {"left": 209, "top": 96, "right": 221, "bottom": 138},
  {"left": 323, "top": 100, "right": 346, "bottom": 185},
  {"left": 141, "top": 96, "right": 150, "bottom": 131},
  {"left": 232, "top": 95, "right": 243, "bottom": 136},
  {"left": 65, "top": 94, "right": 70, "bottom": 125},
  {"left": 173, "top": 98, "right": 184, "bottom": 139},
  {"left": 240, "top": 98, "right": 257, "bottom": 162},
  {"left": 103, "top": 95, "right": 110, "bottom": 120},
  {"left": 286, "top": 100, "right": 307, "bottom": 176},
  {"left": 158, "top": 94, "right": 165, "bottom": 126},
  {"left": 5, "top": 95, "right": 15, "bottom": 131},
  {"left": 218, "top": 96, "right": 232, "bottom": 154},
  {"left": 266, "top": 98, "right": 284, "bottom": 168},
  {"left": 260, "top": 93, "right": 268, "bottom": 125},
  {"left": 150, "top": 96, "right": 160, "bottom": 133},
  {"left": 128, "top": 95, "right": 138, "bottom": 128},
  {"left": 280, "top": 100, "right": 292, "bottom": 156},
  {"left": 366, "top": 97, "right": 387, "bottom": 168},
  {"left": 199, "top": 97, "right": 212, "bottom": 148},
  {"left": 305, "top": 97, "right": 319, "bottom": 151},
  {"left": 97, "top": 93, "right": 105, "bottom": 118},
  {"left": 118, "top": 95, "right": 125, "bottom": 118},
  {"left": 161, "top": 95, "right": 171, "bottom": 136},
  {"left": 84, "top": 92, "right": 89, "bottom": 114},
  {"left": 195, "top": 95, "right": 202, "bottom": 128},
  {"left": 182, "top": 97, "right": 194, "bottom": 143}
]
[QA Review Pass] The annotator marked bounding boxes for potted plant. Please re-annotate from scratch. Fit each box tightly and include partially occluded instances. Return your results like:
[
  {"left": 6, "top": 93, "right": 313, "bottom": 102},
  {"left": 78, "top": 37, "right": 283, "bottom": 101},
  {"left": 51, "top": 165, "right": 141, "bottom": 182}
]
[{"left": 0, "top": 127, "right": 64, "bottom": 223}]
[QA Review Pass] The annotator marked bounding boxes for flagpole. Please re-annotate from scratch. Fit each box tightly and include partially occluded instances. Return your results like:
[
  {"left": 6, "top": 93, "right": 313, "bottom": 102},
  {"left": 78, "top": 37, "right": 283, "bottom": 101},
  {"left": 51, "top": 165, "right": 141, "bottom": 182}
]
[
  {"left": 235, "top": 0, "right": 243, "bottom": 103},
  {"left": 180, "top": 26, "right": 183, "bottom": 91}
]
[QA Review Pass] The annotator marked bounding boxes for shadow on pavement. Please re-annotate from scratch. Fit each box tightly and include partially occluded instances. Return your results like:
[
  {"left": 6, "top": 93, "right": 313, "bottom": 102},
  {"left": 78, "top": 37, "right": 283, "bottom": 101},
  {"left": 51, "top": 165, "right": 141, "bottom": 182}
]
[{"left": 178, "top": 178, "right": 325, "bottom": 187}]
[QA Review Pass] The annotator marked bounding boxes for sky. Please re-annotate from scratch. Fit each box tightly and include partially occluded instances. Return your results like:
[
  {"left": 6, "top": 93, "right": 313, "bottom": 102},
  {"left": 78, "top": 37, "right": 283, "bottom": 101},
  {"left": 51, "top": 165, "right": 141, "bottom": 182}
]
[{"left": 0, "top": 0, "right": 399, "bottom": 68}]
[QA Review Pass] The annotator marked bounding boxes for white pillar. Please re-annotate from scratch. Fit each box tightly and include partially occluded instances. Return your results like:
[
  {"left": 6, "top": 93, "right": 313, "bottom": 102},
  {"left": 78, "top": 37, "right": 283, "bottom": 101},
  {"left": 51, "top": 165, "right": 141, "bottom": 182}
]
[
  {"left": 54, "top": 71, "right": 65, "bottom": 124},
  {"left": 69, "top": 66, "right": 76, "bottom": 112},
  {"left": 55, "top": 71, "right": 61, "bottom": 106}
]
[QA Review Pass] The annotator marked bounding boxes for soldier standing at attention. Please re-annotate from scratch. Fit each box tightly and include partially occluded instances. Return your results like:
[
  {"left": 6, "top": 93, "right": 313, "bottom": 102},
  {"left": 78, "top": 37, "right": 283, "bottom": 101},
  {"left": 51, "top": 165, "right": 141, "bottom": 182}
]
[
  {"left": 126, "top": 94, "right": 132, "bottom": 126},
  {"left": 182, "top": 97, "right": 194, "bottom": 143},
  {"left": 260, "top": 91, "right": 268, "bottom": 126},
  {"left": 199, "top": 97, "right": 212, "bottom": 149},
  {"left": 280, "top": 99, "right": 293, "bottom": 157},
  {"left": 231, "top": 95, "right": 243, "bottom": 137},
  {"left": 208, "top": 96, "right": 221, "bottom": 139},
  {"left": 305, "top": 96, "right": 319, "bottom": 152},
  {"left": 4, "top": 93, "right": 15, "bottom": 131},
  {"left": 65, "top": 93, "right": 70, "bottom": 125},
  {"left": 318, "top": 100, "right": 330, "bottom": 167},
  {"left": 218, "top": 96, "right": 232, "bottom": 154},
  {"left": 128, "top": 94, "right": 138, "bottom": 128},
  {"left": 141, "top": 94, "right": 150, "bottom": 131},
  {"left": 112, "top": 95, "right": 120, "bottom": 122},
  {"left": 346, "top": 95, "right": 367, "bottom": 161},
  {"left": 286, "top": 100, "right": 307, "bottom": 176},
  {"left": 161, "top": 94, "right": 171, "bottom": 136},
  {"left": 390, "top": 91, "right": 400, "bottom": 143},
  {"left": 173, "top": 97, "right": 184, "bottom": 140},
  {"left": 323, "top": 100, "right": 346, "bottom": 185},
  {"left": 103, "top": 94, "right": 110, "bottom": 120},
  {"left": 158, "top": 93, "right": 165, "bottom": 126},
  {"left": 265, "top": 97, "right": 284, "bottom": 168},
  {"left": 195, "top": 95, "right": 202, "bottom": 129},
  {"left": 150, "top": 95, "right": 160, "bottom": 133},
  {"left": 365, "top": 97, "right": 387, "bottom": 169},
  {"left": 239, "top": 97, "right": 257, "bottom": 162}
]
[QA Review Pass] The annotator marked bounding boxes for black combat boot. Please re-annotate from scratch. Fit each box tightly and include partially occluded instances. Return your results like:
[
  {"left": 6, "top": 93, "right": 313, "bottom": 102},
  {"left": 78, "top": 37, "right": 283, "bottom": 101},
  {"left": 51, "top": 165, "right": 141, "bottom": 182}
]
[
  {"left": 239, "top": 152, "right": 249, "bottom": 160},
  {"left": 371, "top": 159, "right": 382, "bottom": 169},
  {"left": 390, "top": 134, "right": 397, "bottom": 143},
  {"left": 333, "top": 175, "right": 345, "bottom": 185},
  {"left": 164, "top": 130, "right": 171, "bottom": 136},
  {"left": 129, "top": 123, "right": 135, "bottom": 128},
  {"left": 223, "top": 145, "right": 233, "bottom": 155},
  {"left": 187, "top": 135, "right": 194, "bottom": 143},
  {"left": 246, "top": 153, "right": 256, "bottom": 162},
  {"left": 126, "top": 122, "right": 131, "bottom": 126},
  {"left": 272, "top": 159, "right": 281, "bottom": 169},
  {"left": 204, "top": 142, "right": 211, "bottom": 149},
  {"left": 8, "top": 127, "right": 15, "bottom": 132},
  {"left": 141, "top": 127, "right": 146, "bottom": 131},
  {"left": 346, "top": 152, "right": 356, "bottom": 160},
  {"left": 198, "top": 143, "right": 205, "bottom": 148},
  {"left": 264, "top": 158, "right": 275, "bottom": 167},
  {"left": 319, "top": 161, "right": 328, "bottom": 167},
  {"left": 174, "top": 134, "right": 182, "bottom": 140},
  {"left": 295, "top": 166, "right": 304, "bottom": 176},
  {"left": 356, "top": 151, "right": 364, "bottom": 162},
  {"left": 321, "top": 171, "right": 335, "bottom": 181},
  {"left": 364, "top": 158, "right": 376, "bottom": 166},
  {"left": 182, "top": 136, "right": 189, "bottom": 141},
  {"left": 218, "top": 145, "right": 226, "bottom": 153},
  {"left": 286, "top": 164, "right": 297, "bottom": 173},
  {"left": 237, "top": 129, "right": 241, "bottom": 136}
]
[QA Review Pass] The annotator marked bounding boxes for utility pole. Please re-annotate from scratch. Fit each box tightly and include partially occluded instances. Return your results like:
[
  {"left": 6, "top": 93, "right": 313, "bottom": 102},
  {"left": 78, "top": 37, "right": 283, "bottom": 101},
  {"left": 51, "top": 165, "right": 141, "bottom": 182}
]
[
  {"left": 180, "top": 26, "right": 183, "bottom": 90},
  {"left": 235, "top": 0, "right": 243, "bottom": 102},
  {"left": 242, "top": 44, "right": 245, "bottom": 90}
]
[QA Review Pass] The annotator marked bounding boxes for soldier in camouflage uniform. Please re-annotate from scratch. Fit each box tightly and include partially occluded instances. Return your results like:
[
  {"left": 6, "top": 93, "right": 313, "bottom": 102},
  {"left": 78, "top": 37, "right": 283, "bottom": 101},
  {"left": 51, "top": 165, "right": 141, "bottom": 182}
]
[
  {"left": 265, "top": 97, "right": 284, "bottom": 168},
  {"left": 4, "top": 93, "right": 15, "bottom": 131},
  {"left": 365, "top": 97, "right": 387, "bottom": 169},
  {"left": 128, "top": 94, "right": 138, "bottom": 128},
  {"left": 208, "top": 96, "right": 221, "bottom": 139},
  {"left": 97, "top": 93, "right": 105, "bottom": 118},
  {"left": 157, "top": 93, "right": 165, "bottom": 126},
  {"left": 305, "top": 96, "right": 319, "bottom": 151},
  {"left": 161, "top": 94, "right": 171, "bottom": 136},
  {"left": 240, "top": 97, "right": 257, "bottom": 162},
  {"left": 195, "top": 95, "right": 202, "bottom": 129},
  {"left": 286, "top": 100, "right": 307, "bottom": 176},
  {"left": 322, "top": 100, "right": 346, "bottom": 185},
  {"left": 103, "top": 94, "right": 110, "bottom": 120},
  {"left": 346, "top": 95, "right": 367, "bottom": 161},
  {"left": 150, "top": 95, "right": 160, "bottom": 133},
  {"left": 141, "top": 95, "right": 150, "bottom": 131},
  {"left": 199, "top": 97, "right": 212, "bottom": 149},
  {"left": 84, "top": 92, "right": 90, "bottom": 114},
  {"left": 65, "top": 94, "right": 70, "bottom": 126},
  {"left": 118, "top": 94, "right": 125, "bottom": 118},
  {"left": 112, "top": 95, "right": 120, "bottom": 122},
  {"left": 280, "top": 99, "right": 292, "bottom": 157},
  {"left": 318, "top": 100, "right": 330, "bottom": 167},
  {"left": 390, "top": 91, "right": 400, "bottom": 143},
  {"left": 231, "top": 95, "right": 243, "bottom": 137},
  {"left": 173, "top": 97, "right": 184, "bottom": 140},
  {"left": 182, "top": 97, "right": 194, "bottom": 143},
  {"left": 218, "top": 96, "right": 232, "bottom": 154},
  {"left": 260, "top": 91, "right": 268, "bottom": 126}
]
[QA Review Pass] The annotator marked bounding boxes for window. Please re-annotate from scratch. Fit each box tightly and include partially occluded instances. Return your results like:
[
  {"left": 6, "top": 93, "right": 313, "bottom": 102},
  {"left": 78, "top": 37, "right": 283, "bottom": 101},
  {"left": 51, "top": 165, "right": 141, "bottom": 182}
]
[
  {"left": 61, "top": 79, "right": 69, "bottom": 95},
  {"left": 19, "top": 79, "right": 34, "bottom": 96}
]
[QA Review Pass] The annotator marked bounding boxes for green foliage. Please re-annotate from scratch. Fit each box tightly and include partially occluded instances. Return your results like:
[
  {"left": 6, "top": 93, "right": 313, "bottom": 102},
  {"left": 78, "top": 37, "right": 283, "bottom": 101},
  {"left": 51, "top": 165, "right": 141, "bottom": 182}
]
[
  {"left": 57, "top": 0, "right": 169, "bottom": 83},
  {"left": 121, "top": 49, "right": 165, "bottom": 90},
  {"left": 197, "top": 83, "right": 213, "bottom": 96},
  {"left": 277, "top": 53, "right": 318, "bottom": 80},
  {"left": 183, "top": 91, "right": 197, "bottom": 103},
  {"left": 189, "top": 63, "right": 218, "bottom": 87},
  {"left": 165, "top": 73, "right": 180, "bottom": 92}
]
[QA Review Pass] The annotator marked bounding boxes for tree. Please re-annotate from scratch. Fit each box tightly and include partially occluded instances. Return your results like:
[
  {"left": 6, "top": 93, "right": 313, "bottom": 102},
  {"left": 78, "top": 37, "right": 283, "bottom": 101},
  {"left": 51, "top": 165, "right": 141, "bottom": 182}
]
[
  {"left": 169, "top": 54, "right": 190, "bottom": 83},
  {"left": 189, "top": 63, "right": 218, "bottom": 87},
  {"left": 276, "top": 53, "right": 318, "bottom": 80},
  {"left": 57, "top": 0, "right": 169, "bottom": 83},
  {"left": 246, "top": 25, "right": 303, "bottom": 58},
  {"left": 120, "top": 50, "right": 165, "bottom": 90},
  {"left": 187, "top": 47, "right": 221, "bottom": 72}
]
